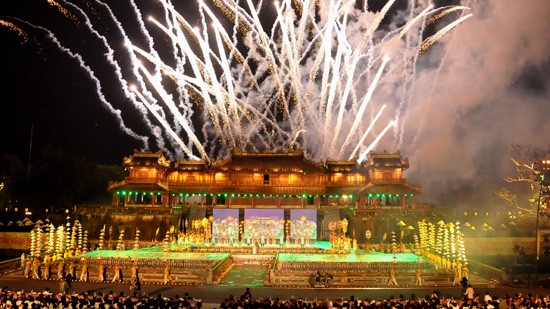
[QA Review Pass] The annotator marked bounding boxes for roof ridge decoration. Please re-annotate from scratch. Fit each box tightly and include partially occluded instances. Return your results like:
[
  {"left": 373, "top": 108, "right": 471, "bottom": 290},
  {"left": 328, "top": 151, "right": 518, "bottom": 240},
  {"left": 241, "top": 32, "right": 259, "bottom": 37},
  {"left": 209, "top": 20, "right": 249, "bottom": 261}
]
[{"left": 122, "top": 150, "right": 171, "bottom": 168}]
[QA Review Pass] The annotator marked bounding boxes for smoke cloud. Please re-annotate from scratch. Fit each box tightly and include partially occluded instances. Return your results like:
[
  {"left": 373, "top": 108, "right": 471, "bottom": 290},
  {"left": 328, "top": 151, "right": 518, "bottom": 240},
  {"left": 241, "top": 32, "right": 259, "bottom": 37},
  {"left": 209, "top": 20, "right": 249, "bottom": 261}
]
[{"left": 395, "top": 0, "right": 550, "bottom": 207}]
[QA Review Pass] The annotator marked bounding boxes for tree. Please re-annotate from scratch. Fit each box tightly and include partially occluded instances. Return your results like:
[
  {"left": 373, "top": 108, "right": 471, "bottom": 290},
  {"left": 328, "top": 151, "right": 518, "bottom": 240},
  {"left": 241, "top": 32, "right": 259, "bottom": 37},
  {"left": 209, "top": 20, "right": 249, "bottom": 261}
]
[{"left": 497, "top": 144, "right": 550, "bottom": 214}]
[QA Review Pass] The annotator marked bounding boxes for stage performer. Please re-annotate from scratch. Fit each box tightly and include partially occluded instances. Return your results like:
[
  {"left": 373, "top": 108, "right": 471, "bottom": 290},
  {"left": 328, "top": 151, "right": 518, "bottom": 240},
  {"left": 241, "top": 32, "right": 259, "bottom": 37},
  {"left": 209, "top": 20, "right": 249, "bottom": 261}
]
[
  {"left": 308, "top": 273, "right": 315, "bottom": 288},
  {"left": 24, "top": 258, "right": 32, "bottom": 278},
  {"left": 414, "top": 268, "right": 422, "bottom": 286},
  {"left": 315, "top": 271, "right": 321, "bottom": 287},
  {"left": 32, "top": 258, "right": 41, "bottom": 279},
  {"left": 111, "top": 263, "right": 122, "bottom": 282},
  {"left": 131, "top": 271, "right": 142, "bottom": 296},
  {"left": 65, "top": 273, "right": 73, "bottom": 292},
  {"left": 79, "top": 260, "right": 88, "bottom": 282},
  {"left": 453, "top": 262, "right": 462, "bottom": 285},
  {"left": 97, "top": 264, "right": 105, "bottom": 282},
  {"left": 387, "top": 266, "right": 398, "bottom": 286},
  {"left": 462, "top": 263, "right": 470, "bottom": 280},
  {"left": 253, "top": 242, "right": 260, "bottom": 254},
  {"left": 164, "top": 264, "right": 173, "bottom": 283},
  {"left": 20, "top": 253, "right": 26, "bottom": 275},
  {"left": 131, "top": 263, "right": 138, "bottom": 278},
  {"left": 57, "top": 260, "right": 65, "bottom": 280},
  {"left": 324, "top": 272, "right": 333, "bottom": 288},
  {"left": 68, "top": 260, "right": 77, "bottom": 278},
  {"left": 43, "top": 255, "right": 51, "bottom": 280}
]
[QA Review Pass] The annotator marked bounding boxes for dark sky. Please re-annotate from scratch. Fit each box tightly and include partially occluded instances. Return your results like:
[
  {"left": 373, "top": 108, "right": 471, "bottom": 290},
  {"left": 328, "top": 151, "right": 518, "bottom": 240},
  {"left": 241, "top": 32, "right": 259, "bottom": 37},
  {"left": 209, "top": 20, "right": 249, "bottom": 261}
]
[{"left": 0, "top": 0, "right": 549, "bottom": 207}]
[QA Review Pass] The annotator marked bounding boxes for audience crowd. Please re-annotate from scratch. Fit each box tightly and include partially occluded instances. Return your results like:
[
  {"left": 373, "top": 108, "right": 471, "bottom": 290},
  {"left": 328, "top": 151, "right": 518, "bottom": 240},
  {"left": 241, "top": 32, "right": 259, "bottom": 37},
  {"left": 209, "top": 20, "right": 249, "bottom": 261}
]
[
  {"left": 1, "top": 286, "right": 549, "bottom": 309},
  {"left": 0, "top": 288, "right": 199, "bottom": 309}
]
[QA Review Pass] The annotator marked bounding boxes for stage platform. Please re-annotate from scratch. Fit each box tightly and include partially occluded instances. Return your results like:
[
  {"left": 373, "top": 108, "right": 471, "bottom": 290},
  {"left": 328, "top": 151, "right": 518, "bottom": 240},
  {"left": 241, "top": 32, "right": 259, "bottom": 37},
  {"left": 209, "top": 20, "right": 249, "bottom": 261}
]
[{"left": 57, "top": 243, "right": 454, "bottom": 287}]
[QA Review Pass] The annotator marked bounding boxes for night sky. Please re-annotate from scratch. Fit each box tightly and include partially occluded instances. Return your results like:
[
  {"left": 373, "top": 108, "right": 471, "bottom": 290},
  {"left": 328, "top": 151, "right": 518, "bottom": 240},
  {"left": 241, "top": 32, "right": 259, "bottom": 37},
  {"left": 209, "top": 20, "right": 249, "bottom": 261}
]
[{"left": 0, "top": 0, "right": 549, "bottom": 207}]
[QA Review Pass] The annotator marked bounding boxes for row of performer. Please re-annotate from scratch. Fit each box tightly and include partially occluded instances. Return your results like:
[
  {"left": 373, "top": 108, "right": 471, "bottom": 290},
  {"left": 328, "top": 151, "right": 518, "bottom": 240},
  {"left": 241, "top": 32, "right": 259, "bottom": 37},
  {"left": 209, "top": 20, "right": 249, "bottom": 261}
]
[{"left": 23, "top": 256, "right": 175, "bottom": 284}]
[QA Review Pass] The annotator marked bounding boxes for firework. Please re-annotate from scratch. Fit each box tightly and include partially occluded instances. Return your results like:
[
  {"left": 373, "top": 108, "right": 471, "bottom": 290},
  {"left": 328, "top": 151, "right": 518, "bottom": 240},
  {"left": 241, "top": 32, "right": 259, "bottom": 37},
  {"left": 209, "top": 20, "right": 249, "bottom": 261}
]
[{"left": 8, "top": 0, "right": 470, "bottom": 162}]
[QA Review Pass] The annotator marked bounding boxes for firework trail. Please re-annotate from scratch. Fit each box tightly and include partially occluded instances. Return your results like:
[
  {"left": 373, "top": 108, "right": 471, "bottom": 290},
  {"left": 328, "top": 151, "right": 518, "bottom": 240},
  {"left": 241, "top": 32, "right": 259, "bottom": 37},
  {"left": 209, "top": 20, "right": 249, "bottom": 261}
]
[
  {"left": 10, "top": 18, "right": 149, "bottom": 149},
  {"left": 0, "top": 20, "right": 29, "bottom": 43},
  {"left": 5, "top": 0, "right": 471, "bottom": 162}
]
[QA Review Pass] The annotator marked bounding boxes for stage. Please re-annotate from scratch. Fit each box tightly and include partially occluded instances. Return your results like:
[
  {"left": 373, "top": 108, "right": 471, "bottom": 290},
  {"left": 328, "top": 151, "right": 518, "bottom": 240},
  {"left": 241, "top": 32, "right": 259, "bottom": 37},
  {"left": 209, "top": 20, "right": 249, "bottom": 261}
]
[{"left": 58, "top": 242, "right": 453, "bottom": 287}]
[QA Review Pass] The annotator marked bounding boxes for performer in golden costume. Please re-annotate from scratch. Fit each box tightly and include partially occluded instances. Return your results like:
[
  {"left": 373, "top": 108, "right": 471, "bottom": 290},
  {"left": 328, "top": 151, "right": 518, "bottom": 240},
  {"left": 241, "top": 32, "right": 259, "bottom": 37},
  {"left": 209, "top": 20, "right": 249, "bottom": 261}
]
[
  {"left": 31, "top": 258, "right": 41, "bottom": 279},
  {"left": 462, "top": 263, "right": 470, "bottom": 280},
  {"left": 24, "top": 258, "right": 32, "bottom": 278},
  {"left": 111, "top": 263, "right": 122, "bottom": 282},
  {"left": 97, "top": 263, "right": 105, "bottom": 282},
  {"left": 79, "top": 259, "right": 88, "bottom": 282},
  {"left": 131, "top": 263, "right": 138, "bottom": 279},
  {"left": 387, "top": 265, "right": 398, "bottom": 286},
  {"left": 57, "top": 260, "right": 65, "bottom": 280},
  {"left": 68, "top": 260, "right": 77, "bottom": 278},
  {"left": 43, "top": 255, "right": 52, "bottom": 280},
  {"left": 163, "top": 264, "right": 173, "bottom": 284}
]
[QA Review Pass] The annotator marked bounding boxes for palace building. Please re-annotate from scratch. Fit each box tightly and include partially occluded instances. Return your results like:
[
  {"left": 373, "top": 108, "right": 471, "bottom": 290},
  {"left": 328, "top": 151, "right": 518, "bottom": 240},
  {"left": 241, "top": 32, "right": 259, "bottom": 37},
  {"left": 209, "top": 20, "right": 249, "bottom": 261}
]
[{"left": 107, "top": 149, "right": 421, "bottom": 209}]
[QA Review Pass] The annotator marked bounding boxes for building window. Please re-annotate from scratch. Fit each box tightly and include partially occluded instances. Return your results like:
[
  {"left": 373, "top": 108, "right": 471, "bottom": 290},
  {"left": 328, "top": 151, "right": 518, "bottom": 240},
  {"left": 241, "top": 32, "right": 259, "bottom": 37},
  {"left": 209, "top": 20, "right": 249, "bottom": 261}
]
[
  {"left": 264, "top": 174, "right": 270, "bottom": 185},
  {"left": 383, "top": 172, "right": 392, "bottom": 181}
]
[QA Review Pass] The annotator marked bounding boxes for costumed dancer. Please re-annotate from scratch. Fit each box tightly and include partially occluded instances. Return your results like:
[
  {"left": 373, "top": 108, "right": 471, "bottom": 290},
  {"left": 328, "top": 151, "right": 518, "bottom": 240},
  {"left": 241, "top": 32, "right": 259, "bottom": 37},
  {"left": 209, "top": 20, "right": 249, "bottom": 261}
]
[
  {"left": 31, "top": 258, "right": 41, "bottom": 279},
  {"left": 79, "top": 260, "right": 88, "bottom": 282},
  {"left": 68, "top": 260, "right": 76, "bottom": 278},
  {"left": 131, "top": 263, "right": 138, "bottom": 279},
  {"left": 111, "top": 263, "right": 122, "bottom": 282},
  {"left": 462, "top": 263, "right": 469, "bottom": 280},
  {"left": 43, "top": 255, "right": 51, "bottom": 280},
  {"left": 414, "top": 268, "right": 422, "bottom": 286},
  {"left": 324, "top": 272, "right": 333, "bottom": 288},
  {"left": 24, "top": 258, "right": 32, "bottom": 278},
  {"left": 20, "top": 253, "right": 26, "bottom": 275},
  {"left": 387, "top": 266, "right": 398, "bottom": 286},
  {"left": 163, "top": 264, "right": 173, "bottom": 284},
  {"left": 453, "top": 262, "right": 462, "bottom": 285},
  {"left": 97, "top": 263, "right": 105, "bottom": 282},
  {"left": 131, "top": 270, "right": 141, "bottom": 296},
  {"left": 57, "top": 260, "right": 65, "bottom": 280}
]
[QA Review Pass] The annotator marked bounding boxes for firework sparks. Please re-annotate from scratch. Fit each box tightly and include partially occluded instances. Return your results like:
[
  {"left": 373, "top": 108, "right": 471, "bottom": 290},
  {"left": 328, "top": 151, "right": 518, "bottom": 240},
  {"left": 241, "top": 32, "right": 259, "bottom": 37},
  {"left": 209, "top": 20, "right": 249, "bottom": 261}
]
[
  {"left": 0, "top": 20, "right": 29, "bottom": 43},
  {"left": 5, "top": 0, "right": 471, "bottom": 162}
]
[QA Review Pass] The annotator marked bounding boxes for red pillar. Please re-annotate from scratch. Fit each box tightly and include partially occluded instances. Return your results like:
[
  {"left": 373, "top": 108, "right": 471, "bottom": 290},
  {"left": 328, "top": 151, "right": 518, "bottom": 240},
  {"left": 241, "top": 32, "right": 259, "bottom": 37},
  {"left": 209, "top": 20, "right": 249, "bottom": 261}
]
[
  {"left": 162, "top": 193, "right": 169, "bottom": 207},
  {"left": 359, "top": 196, "right": 366, "bottom": 209}
]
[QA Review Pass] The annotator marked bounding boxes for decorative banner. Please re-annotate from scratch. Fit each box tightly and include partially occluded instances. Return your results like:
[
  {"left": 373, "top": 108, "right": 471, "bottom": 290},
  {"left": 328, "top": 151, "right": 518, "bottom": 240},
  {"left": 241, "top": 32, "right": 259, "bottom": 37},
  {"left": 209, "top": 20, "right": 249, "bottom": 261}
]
[{"left": 0, "top": 232, "right": 31, "bottom": 250}]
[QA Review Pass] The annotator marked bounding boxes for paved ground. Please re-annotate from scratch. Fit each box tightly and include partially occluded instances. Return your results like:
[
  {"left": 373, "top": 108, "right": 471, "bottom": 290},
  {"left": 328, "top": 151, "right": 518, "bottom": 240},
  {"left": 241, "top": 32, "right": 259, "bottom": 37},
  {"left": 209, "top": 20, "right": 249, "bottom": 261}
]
[{"left": 1, "top": 270, "right": 549, "bottom": 307}]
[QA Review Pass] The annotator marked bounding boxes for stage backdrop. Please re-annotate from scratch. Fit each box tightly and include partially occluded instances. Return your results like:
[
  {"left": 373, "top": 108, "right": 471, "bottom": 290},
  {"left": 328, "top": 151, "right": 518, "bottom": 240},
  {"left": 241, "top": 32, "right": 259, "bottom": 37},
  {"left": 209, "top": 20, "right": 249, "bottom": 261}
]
[
  {"left": 290, "top": 209, "right": 318, "bottom": 240},
  {"left": 213, "top": 209, "right": 239, "bottom": 221},
  {"left": 243, "top": 209, "right": 285, "bottom": 244},
  {"left": 212, "top": 209, "right": 240, "bottom": 242}
]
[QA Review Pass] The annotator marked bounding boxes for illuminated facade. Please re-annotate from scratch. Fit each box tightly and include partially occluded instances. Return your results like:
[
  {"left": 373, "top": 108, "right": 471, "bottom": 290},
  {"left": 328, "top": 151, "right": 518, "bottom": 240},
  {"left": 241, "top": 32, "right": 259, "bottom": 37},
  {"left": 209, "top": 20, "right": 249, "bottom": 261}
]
[{"left": 108, "top": 149, "right": 421, "bottom": 208}]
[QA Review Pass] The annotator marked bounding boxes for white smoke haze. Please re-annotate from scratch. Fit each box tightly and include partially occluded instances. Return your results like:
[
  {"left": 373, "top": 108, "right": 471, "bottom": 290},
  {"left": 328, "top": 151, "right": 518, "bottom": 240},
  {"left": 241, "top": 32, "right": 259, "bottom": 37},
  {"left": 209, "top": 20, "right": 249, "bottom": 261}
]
[{"left": 397, "top": 0, "right": 550, "bottom": 205}]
